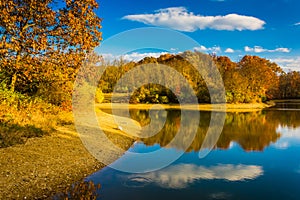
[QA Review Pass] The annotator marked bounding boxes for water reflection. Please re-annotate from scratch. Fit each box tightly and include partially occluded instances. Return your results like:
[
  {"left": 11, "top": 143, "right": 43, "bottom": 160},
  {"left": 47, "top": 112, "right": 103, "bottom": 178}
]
[
  {"left": 126, "top": 164, "right": 263, "bottom": 189},
  {"left": 103, "top": 109, "right": 300, "bottom": 152},
  {"left": 90, "top": 103, "right": 300, "bottom": 200},
  {"left": 273, "top": 126, "right": 300, "bottom": 149},
  {"left": 271, "top": 101, "right": 300, "bottom": 110}
]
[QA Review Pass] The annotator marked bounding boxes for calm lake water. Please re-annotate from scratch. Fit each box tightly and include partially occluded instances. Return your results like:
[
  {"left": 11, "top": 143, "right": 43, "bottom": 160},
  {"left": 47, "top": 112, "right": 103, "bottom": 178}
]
[{"left": 87, "top": 102, "right": 300, "bottom": 200}]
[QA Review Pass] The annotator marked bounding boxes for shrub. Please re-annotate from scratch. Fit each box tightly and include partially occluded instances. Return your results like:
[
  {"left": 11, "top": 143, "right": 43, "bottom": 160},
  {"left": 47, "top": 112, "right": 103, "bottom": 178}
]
[{"left": 0, "top": 84, "right": 73, "bottom": 148}]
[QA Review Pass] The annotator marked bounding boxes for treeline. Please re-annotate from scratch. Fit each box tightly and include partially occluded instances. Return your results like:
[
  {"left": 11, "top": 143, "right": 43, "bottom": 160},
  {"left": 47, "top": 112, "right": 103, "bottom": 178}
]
[{"left": 99, "top": 51, "right": 300, "bottom": 103}]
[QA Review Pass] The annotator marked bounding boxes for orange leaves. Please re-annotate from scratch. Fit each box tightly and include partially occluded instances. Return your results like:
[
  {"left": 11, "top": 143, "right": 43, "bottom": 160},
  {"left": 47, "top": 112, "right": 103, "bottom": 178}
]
[{"left": 0, "top": 0, "right": 102, "bottom": 95}]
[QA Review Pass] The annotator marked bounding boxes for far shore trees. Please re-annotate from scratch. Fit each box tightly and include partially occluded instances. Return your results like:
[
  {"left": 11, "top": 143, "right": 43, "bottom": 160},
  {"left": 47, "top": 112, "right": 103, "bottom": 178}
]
[{"left": 98, "top": 52, "right": 300, "bottom": 103}]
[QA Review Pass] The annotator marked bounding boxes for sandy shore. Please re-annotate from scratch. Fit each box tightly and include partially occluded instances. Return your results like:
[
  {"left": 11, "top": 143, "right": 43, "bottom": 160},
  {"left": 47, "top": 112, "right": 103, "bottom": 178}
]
[
  {"left": 0, "top": 125, "right": 103, "bottom": 199},
  {"left": 96, "top": 102, "right": 273, "bottom": 112},
  {"left": 0, "top": 111, "right": 135, "bottom": 199}
]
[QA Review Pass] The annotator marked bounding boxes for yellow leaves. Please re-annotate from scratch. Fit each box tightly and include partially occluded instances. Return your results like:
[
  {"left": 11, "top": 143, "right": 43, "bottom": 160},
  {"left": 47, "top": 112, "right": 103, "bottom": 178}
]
[
  {"left": 66, "top": 0, "right": 72, "bottom": 6},
  {"left": 1, "top": 0, "right": 102, "bottom": 94}
]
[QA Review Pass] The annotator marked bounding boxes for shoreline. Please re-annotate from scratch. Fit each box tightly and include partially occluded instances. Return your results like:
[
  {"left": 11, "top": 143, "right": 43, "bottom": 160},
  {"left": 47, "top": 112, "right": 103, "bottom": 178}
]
[
  {"left": 96, "top": 102, "right": 273, "bottom": 112},
  {"left": 0, "top": 101, "right": 273, "bottom": 199},
  {"left": 0, "top": 111, "right": 135, "bottom": 199},
  {"left": 0, "top": 125, "right": 103, "bottom": 199}
]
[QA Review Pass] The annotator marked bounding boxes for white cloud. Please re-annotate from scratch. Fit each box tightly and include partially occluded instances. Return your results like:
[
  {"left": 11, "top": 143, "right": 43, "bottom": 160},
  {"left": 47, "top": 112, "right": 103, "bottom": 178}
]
[
  {"left": 294, "top": 22, "right": 300, "bottom": 26},
  {"left": 194, "top": 45, "right": 221, "bottom": 54},
  {"left": 274, "top": 48, "right": 291, "bottom": 53},
  {"left": 271, "top": 57, "right": 300, "bottom": 71},
  {"left": 225, "top": 48, "right": 235, "bottom": 53},
  {"left": 273, "top": 125, "right": 300, "bottom": 149},
  {"left": 244, "top": 46, "right": 253, "bottom": 52},
  {"left": 195, "top": 45, "right": 208, "bottom": 51},
  {"left": 101, "top": 53, "right": 115, "bottom": 61},
  {"left": 244, "top": 46, "right": 291, "bottom": 53},
  {"left": 273, "top": 141, "right": 289, "bottom": 149},
  {"left": 123, "top": 52, "right": 169, "bottom": 61},
  {"left": 127, "top": 164, "right": 263, "bottom": 189},
  {"left": 101, "top": 52, "right": 171, "bottom": 62},
  {"left": 122, "top": 7, "right": 265, "bottom": 32}
]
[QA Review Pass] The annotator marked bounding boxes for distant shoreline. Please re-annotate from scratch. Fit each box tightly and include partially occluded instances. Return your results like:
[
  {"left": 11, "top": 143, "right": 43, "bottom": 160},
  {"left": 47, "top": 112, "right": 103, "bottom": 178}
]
[{"left": 96, "top": 102, "right": 274, "bottom": 112}]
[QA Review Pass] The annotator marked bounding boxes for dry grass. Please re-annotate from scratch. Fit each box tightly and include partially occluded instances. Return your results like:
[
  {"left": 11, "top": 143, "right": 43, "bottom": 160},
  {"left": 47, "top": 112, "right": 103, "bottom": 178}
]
[{"left": 0, "top": 89, "right": 74, "bottom": 147}]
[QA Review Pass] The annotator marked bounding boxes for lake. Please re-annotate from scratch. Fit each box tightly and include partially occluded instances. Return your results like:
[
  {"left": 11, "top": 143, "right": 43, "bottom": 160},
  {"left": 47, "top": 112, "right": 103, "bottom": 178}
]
[{"left": 86, "top": 101, "right": 300, "bottom": 200}]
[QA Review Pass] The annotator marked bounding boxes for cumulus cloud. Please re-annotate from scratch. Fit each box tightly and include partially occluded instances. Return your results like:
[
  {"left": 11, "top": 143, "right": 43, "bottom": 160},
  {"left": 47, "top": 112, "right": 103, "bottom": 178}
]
[
  {"left": 123, "top": 52, "right": 170, "bottom": 61},
  {"left": 194, "top": 45, "right": 221, "bottom": 54},
  {"left": 294, "top": 22, "right": 300, "bottom": 26},
  {"left": 244, "top": 46, "right": 291, "bottom": 53},
  {"left": 127, "top": 164, "right": 263, "bottom": 189},
  {"left": 122, "top": 7, "right": 265, "bottom": 32},
  {"left": 102, "top": 52, "right": 170, "bottom": 62},
  {"left": 225, "top": 48, "right": 235, "bottom": 53},
  {"left": 271, "top": 57, "right": 300, "bottom": 71}
]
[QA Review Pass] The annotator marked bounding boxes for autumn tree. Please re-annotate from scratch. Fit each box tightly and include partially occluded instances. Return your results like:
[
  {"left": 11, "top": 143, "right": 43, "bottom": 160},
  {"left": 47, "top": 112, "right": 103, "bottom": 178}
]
[
  {"left": 0, "top": 0, "right": 102, "bottom": 104},
  {"left": 279, "top": 71, "right": 300, "bottom": 99},
  {"left": 238, "top": 55, "right": 282, "bottom": 102},
  {"left": 213, "top": 56, "right": 242, "bottom": 103}
]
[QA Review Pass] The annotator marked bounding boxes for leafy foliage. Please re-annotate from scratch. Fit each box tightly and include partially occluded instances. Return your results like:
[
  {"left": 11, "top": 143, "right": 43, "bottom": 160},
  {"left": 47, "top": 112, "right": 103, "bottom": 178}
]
[
  {"left": 278, "top": 71, "right": 300, "bottom": 99},
  {"left": 0, "top": 0, "right": 102, "bottom": 106},
  {"left": 0, "top": 0, "right": 103, "bottom": 148},
  {"left": 0, "top": 85, "right": 69, "bottom": 147},
  {"left": 99, "top": 52, "right": 298, "bottom": 103}
]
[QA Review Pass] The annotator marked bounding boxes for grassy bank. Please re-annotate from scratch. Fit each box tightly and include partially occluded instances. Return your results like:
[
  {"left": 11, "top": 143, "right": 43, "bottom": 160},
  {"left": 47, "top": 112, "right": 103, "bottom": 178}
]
[{"left": 0, "top": 87, "right": 73, "bottom": 148}]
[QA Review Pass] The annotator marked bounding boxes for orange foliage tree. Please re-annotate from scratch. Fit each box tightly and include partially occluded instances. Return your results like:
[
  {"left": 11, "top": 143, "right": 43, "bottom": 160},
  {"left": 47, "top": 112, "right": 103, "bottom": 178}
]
[
  {"left": 0, "top": 0, "right": 102, "bottom": 104},
  {"left": 238, "top": 55, "right": 282, "bottom": 102}
]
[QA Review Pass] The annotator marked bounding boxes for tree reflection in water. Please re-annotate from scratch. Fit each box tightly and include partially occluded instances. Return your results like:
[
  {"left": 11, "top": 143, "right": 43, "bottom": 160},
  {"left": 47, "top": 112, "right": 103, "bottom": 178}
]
[
  {"left": 121, "top": 109, "right": 299, "bottom": 152},
  {"left": 101, "top": 108, "right": 300, "bottom": 152}
]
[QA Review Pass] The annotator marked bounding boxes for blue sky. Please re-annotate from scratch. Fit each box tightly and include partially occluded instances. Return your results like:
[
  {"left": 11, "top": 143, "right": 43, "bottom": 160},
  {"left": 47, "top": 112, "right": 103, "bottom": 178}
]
[{"left": 95, "top": 0, "right": 300, "bottom": 71}]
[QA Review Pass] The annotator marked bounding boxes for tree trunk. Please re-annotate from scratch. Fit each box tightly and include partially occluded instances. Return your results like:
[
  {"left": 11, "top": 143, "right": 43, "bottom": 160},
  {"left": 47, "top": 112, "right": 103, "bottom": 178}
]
[{"left": 10, "top": 73, "right": 17, "bottom": 92}]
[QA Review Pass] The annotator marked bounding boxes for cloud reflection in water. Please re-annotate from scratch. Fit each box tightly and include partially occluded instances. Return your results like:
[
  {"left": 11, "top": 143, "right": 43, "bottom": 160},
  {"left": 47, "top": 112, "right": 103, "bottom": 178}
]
[{"left": 127, "top": 164, "right": 263, "bottom": 189}]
